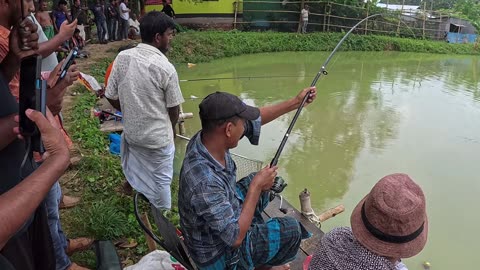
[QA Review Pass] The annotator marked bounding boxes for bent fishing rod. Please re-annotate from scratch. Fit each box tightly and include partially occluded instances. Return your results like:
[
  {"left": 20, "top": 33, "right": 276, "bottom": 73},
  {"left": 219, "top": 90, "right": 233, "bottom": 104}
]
[{"left": 270, "top": 13, "right": 382, "bottom": 168}]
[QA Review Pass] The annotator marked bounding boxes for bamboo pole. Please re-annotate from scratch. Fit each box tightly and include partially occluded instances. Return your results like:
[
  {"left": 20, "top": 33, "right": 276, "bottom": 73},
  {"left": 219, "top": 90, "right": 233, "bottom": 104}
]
[
  {"left": 422, "top": 1, "right": 426, "bottom": 39},
  {"left": 365, "top": 4, "right": 369, "bottom": 35},
  {"left": 396, "top": 0, "right": 404, "bottom": 36},
  {"left": 323, "top": 2, "right": 327, "bottom": 32},
  {"left": 140, "top": 213, "right": 157, "bottom": 252},
  {"left": 297, "top": 0, "right": 305, "bottom": 33},
  {"left": 234, "top": 1, "right": 238, "bottom": 29}
]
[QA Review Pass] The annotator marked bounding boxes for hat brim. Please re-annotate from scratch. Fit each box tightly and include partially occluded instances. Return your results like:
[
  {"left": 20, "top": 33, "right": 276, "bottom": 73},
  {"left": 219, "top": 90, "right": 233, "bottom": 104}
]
[
  {"left": 238, "top": 105, "right": 260, "bottom": 121},
  {"left": 350, "top": 196, "right": 428, "bottom": 259}
]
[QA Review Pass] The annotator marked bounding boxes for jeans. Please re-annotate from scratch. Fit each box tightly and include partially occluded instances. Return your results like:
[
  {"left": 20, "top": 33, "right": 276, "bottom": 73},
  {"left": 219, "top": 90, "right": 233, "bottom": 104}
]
[
  {"left": 45, "top": 181, "right": 71, "bottom": 270},
  {"left": 119, "top": 18, "right": 129, "bottom": 40},
  {"left": 108, "top": 18, "right": 118, "bottom": 41},
  {"left": 96, "top": 20, "right": 108, "bottom": 42},
  {"left": 301, "top": 20, "right": 308, "bottom": 34}
]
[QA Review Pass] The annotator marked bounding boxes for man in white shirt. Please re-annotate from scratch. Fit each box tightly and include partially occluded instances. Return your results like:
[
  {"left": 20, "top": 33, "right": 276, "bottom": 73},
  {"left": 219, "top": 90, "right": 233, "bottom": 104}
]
[
  {"left": 105, "top": 11, "right": 184, "bottom": 210},
  {"left": 118, "top": 0, "right": 130, "bottom": 40},
  {"left": 128, "top": 13, "right": 140, "bottom": 39},
  {"left": 301, "top": 5, "right": 309, "bottom": 34}
]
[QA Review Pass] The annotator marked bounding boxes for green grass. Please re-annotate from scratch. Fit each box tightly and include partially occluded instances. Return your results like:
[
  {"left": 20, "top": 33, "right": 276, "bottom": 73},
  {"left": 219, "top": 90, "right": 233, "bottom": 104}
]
[
  {"left": 169, "top": 31, "right": 480, "bottom": 64},
  {"left": 62, "top": 31, "right": 479, "bottom": 267}
]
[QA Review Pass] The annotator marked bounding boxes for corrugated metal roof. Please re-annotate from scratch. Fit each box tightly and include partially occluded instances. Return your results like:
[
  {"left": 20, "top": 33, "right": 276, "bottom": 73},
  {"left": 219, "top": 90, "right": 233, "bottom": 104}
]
[{"left": 376, "top": 3, "right": 420, "bottom": 10}]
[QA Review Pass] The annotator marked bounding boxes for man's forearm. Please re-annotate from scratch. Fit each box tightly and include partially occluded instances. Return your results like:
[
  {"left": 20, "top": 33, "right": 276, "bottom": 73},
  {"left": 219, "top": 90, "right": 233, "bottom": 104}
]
[
  {"left": 0, "top": 115, "right": 18, "bottom": 151},
  {"left": 38, "top": 34, "right": 70, "bottom": 58},
  {"left": 106, "top": 97, "right": 121, "bottom": 111},
  {"left": 168, "top": 106, "right": 180, "bottom": 135},
  {"left": 0, "top": 154, "right": 69, "bottom": 249},
  {"left": 233, "top": 185, "right": 262, "bottom": 248},
  {"left": 259, "top": 97, "right": 298, "bottom": 125}
]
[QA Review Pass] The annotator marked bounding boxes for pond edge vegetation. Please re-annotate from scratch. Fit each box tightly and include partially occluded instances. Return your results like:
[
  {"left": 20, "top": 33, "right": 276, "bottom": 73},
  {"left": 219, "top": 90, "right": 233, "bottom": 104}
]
[{"left": 62, "top": 31, "right": 478, "bottom": 267}]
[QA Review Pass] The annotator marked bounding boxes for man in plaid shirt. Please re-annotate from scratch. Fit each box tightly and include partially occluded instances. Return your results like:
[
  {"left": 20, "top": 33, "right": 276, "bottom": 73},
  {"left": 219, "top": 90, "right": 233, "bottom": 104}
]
[{"left": 179, "top": 88, "right": 317, "bottom": 270}]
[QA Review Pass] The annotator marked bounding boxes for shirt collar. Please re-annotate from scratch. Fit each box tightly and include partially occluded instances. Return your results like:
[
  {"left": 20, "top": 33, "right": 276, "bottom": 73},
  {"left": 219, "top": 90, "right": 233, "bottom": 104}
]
[
  {"left": 192, "top": 132, "right": 231, "bottom": 173},
  {"left": 137, "top": 43, "right": 167, "bottom": 59}
]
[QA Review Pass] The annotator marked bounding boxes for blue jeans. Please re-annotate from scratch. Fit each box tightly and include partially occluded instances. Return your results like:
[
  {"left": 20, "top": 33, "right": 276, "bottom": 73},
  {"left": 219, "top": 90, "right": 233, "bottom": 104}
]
[
  {"left": 45, "top": 181, "right": 71, "bottom": 270},
  {"left": 96, "top": 20, "right": 108, "bottom": 42}
]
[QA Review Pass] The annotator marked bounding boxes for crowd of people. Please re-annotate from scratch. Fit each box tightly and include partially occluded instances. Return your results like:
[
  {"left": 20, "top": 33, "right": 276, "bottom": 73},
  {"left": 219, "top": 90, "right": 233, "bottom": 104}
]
[{"left": 0, "top": 0, "right": 429, "bottom": 269}]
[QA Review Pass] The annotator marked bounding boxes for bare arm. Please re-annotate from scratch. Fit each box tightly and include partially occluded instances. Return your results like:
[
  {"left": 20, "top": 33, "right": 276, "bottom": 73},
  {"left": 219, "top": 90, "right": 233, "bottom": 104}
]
[
  {"left": 168, "top": 105, "right": 180, "bottom": 136},
  {"left": 0, "top": 115, "right": 17, "bottom": 151},
  {"left": 106, "top": 97, "right": 121, "bottom": 111},
  {"left": 259, "top": 86, "right": 317, "bottom": 125},
  {"left": 0, "top": 109, "right": 69, "bottom": 249}
]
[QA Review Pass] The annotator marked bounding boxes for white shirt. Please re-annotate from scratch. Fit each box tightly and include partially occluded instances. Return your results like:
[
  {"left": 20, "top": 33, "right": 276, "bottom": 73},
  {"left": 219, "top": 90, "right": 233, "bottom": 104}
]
[
  {"left": 129, "top": 18, "right": 140, "bottom": 31},
  {"left": 301, "top": 8, "right": 309, "bottom": 21},
  {"left": 105, "top": 43, "right": 184, "bottom": 149},
  {"left": 31, "top": 15, "right": 58, "bottom": 72},
  {"left": 119, "top": 2, "right": 129, "bottom": 20}
]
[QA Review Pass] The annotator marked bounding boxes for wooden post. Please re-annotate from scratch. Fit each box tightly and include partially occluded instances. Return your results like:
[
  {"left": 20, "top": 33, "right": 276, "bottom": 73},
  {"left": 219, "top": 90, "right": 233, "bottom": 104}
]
[
  {"left": 323, "top": 2, "right": 327, "bottom": 32},
  {"left": 422, "top": 1, "right": 426, "bottom": 39},
  {"left": 233, "top": 1, "right": 238, "bottom": 29},
  {"left": 365, "top": 4, "right": 369, "bottom": 35},
  {"left": 396, "top": 0, "right": 405, "bottom": 36},
  {"left": 140, "top": 213, "right": 157, "bottom": 252},
  {"left": 327, "top": 2, "right": 331, "bottom": 32},
  {"left": 297, "top": 0, "right": 305, "bottom": 33}
]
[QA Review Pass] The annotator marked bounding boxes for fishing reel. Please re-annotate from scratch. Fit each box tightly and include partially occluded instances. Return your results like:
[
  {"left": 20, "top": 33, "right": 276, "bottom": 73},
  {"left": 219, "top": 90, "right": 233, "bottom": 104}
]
[{"left": 271, "top": 176, "right": 287, "bottom": 194}]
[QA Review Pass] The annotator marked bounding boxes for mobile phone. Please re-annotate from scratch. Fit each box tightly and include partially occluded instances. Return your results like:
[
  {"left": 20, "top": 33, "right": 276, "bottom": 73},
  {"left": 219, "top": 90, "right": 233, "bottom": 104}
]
[
  {"left": 72, "top": 9, "right": 84, "bottom": 21},
  {"left": 59, "top": 48, "right": 78, "bottom": 80},
  {"left": 19, "top": 55, "right": 43, "bottom": 136}
]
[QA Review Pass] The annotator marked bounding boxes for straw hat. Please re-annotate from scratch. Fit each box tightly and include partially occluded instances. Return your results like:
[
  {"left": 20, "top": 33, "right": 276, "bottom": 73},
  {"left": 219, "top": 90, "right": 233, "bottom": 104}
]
[{"left": 350, "top": 173, "right": 428, "bottom": 258}]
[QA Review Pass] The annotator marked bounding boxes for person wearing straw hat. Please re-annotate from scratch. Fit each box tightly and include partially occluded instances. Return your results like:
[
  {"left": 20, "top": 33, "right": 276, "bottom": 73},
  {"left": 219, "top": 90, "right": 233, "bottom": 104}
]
[{"left": 309, "top": 173, "right": 428, "bottom": 270}]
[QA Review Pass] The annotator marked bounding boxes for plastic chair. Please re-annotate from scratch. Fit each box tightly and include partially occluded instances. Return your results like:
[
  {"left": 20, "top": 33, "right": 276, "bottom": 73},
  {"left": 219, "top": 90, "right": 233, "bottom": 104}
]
[{"left": 133, "top": 193, "right": 196, "bottom": 270}]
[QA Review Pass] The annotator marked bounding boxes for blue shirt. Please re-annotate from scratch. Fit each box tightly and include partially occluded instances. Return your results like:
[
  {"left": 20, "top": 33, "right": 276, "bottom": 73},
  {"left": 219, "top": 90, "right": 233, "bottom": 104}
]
[{"left": 179, "top": 117, "right": 261, "bottom": 266}]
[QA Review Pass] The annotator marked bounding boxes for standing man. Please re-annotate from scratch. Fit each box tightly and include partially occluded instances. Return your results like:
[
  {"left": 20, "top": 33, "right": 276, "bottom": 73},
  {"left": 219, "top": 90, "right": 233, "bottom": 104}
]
[
  {"left": 118, "top": 0, "right": 130, "bottom": 40},
  {"left": 300, "top": 5, "right": 309, "bottom": 34},
  {"left": 161, "top": 0, "right": 175, "bottom": 18},
  {"left": 52, "top": 0, "right": 69, "bottom": 34},
  {"left": 179, "top": 88, "right": 317, "bottom": 269},
  {"left": 91, "top": 0, "right": 108, "bottom": 43},
  {"left": 106, "top": 12, "right": 184, "bottom": 211},
  {"left": 106, "top": 0, "right": 118, "bottom": 42},
  {"left": 35, "top": 0, "right": 55, "bottom": 40},
  {"left": 71, "top": 0, "right": 89, "bottom": 41}
]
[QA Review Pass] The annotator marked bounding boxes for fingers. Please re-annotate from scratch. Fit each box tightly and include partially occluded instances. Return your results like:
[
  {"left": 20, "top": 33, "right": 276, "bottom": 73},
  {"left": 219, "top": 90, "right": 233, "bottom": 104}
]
[{"left": 25, "top": 109, "right": 52, "bottom": 135}]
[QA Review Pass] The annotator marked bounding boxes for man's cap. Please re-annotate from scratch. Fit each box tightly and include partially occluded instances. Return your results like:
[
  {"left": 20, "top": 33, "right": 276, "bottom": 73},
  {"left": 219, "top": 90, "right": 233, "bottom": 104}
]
[{"left": 199, "top": 91, "right": 260, "bottom": 121}]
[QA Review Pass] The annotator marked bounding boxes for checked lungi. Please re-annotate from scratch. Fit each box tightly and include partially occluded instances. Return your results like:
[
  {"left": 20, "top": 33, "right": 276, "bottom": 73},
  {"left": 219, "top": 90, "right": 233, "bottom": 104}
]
[{"left": 198, "top": 173, "right": 311, "bottom": 270}]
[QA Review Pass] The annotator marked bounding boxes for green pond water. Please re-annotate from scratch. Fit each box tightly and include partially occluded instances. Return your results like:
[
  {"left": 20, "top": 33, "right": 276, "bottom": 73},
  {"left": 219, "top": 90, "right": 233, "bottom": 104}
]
[{"left": 174, "top": 51, "right": 480, "bottom": 270}]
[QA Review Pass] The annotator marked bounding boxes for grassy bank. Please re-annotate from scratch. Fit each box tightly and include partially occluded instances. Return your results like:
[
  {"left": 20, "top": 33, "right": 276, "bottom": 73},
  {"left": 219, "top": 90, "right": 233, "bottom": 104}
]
[
  {"left": 61, "top": 31, "right": 479, "bottom": 267},
  {"left": 169, "top": 31, "right": 479, "bottom": 63}
]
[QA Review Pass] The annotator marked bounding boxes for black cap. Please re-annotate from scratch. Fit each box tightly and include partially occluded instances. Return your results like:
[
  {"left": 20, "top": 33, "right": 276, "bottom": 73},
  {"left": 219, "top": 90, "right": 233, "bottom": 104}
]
[{"left": 199, "top": 91, "right": 260, "bottom": 121}]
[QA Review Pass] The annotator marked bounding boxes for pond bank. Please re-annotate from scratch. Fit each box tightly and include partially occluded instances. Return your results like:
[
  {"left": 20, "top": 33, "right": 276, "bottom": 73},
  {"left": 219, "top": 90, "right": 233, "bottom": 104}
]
[{"left": 169, "top": 31, "right": 480, "bottom": 64}]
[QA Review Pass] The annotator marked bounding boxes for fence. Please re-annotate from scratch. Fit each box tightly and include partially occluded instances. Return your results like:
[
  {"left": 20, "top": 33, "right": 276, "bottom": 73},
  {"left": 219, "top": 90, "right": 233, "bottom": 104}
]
[{"left": 234, "top": 1, "right": 459, "bottom": 40}]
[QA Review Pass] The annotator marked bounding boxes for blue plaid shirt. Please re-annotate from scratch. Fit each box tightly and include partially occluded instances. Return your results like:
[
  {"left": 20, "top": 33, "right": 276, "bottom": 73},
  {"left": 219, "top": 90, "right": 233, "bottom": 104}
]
[{"left": 179, "top": 117, "right": 262, "bottom": 267}]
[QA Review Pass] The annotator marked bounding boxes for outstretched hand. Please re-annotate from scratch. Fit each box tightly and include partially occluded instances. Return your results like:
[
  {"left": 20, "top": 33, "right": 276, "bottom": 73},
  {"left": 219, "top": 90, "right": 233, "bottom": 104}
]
[{"left": 295, "top": 86, "right": 317, "bottom": 108}]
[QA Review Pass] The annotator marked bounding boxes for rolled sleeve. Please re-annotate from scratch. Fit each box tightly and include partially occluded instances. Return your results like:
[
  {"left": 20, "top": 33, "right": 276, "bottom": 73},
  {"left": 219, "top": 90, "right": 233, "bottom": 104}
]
[
  {"left": 164, "top": 71, "right": 184, "bottom": 108},
  {"left": 191, "top": 179, "right": 240, "bottom": 247},
  {"left": 105, "top": 60, "right": 119, "bottom": 100},
  {"left": 243, "top": 116, "right": 262, "bottom": 145}
]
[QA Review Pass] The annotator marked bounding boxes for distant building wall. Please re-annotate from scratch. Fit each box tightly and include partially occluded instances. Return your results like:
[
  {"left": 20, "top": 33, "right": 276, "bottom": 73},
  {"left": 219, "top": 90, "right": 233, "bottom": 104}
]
[{"left": 145, "top": 0, "right": 238, "bottom": 16}]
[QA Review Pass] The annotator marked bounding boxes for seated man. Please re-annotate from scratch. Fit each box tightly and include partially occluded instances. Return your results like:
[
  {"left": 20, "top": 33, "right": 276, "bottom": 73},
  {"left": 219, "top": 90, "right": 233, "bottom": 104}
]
[
  {"left": 179, "top": 89, "right": 317, "bottom": 269},
  {"left": 309, "top": 173, "right": 428, "bottom": 270},
  {"left": 128, "top": 14, "right": 140, "bottom": 40}
]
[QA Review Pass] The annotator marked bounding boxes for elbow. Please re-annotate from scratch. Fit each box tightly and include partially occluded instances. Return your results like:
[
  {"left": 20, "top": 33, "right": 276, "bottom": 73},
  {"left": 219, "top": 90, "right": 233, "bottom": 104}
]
[{"left": 232, "top": 237, "right": 242, "bottom": 249}]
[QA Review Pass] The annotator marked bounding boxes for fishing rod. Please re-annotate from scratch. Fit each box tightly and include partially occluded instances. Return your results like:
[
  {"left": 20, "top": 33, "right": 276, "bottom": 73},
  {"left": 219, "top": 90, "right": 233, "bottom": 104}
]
[
  {"left": 270, "top": 13, "right": 382, "bottom": 195},
  {"left": 180, "top": 75, "right": 308, "bottom": 82}
]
